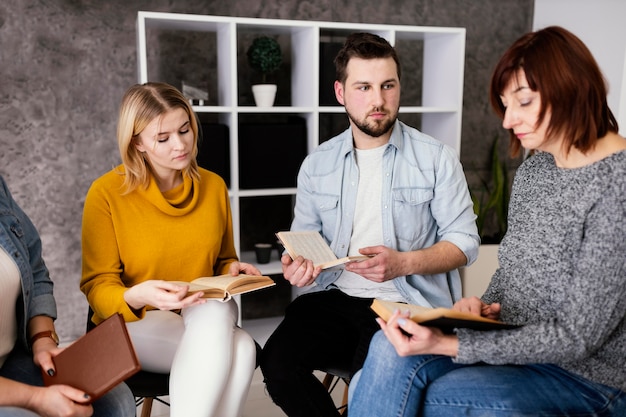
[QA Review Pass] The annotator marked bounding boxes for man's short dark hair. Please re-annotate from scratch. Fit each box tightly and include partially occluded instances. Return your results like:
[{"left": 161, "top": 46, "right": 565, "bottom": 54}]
[{"left": 334, "top": 32, "right": 401, "bottom": 84}]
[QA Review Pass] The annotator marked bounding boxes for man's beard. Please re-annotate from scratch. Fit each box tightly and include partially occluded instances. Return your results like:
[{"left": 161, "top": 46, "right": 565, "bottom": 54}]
[{"left": 347, "top": 108, "right": 396, "bottom": 138}]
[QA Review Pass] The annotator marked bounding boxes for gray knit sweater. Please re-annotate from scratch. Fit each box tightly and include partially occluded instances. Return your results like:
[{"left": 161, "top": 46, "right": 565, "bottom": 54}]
[{"left": 456, "top": 150, "right": 626, "bottom": 391}]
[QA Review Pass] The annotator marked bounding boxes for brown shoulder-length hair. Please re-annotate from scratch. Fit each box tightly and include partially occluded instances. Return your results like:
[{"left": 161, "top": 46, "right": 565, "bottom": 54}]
[
  {"left": 116, "top": 82, "right": 200, "bottom": 193},
  {"left": 334, "top": 32, "right": 401, "bottom": 84},
  {"left": 489, "top": 26, "right": 619, "bottom": 157}
]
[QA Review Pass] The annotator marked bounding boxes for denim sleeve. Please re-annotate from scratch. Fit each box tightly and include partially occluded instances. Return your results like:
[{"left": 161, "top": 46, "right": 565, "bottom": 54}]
[
  {"left": 430, "top": 144, "right": 480, "bottom": 265},
  {"left": 0, "top": 177, "right": 56, "bottom": 321}
]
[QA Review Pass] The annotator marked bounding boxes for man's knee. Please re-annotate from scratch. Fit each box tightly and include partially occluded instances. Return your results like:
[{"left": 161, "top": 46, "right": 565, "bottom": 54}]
[{"left": 260, "top": 327, "right": 294, "bottom": 379}]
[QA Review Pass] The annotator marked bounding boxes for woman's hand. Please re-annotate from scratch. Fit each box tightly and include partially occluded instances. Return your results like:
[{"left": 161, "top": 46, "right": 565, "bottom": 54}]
[
  {"left": 281, "top": 254, "right": 320, "bottom": 287},
  {"left": 378, "top": 309, "right": 458, "bottom": 357},
  {"left": 453, "top": 296, "right": 501, "bottom": 320},
  {"left": 123, "top": 280, "right": 205, "bottom": 311},
  {"left": 228, "top": 261, "right": 262, "bottom": 276},
  {"left": 28, "top": 384, "right": 93, "bottom": 417},
  {"left": 1, "top": 377, "right": 92, "bottom": 417},
  {"left": 31, "top": 338, "right": 62, "bottom": 377}
]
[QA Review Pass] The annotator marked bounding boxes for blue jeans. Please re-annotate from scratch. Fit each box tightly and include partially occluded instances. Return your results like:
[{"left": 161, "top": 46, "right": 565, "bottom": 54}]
[
  {"left": 0, "top": 345, "right": 135, "bottom": 417},
  {"left": 349, "top": 331, "right": 626, "bottom": 417}
]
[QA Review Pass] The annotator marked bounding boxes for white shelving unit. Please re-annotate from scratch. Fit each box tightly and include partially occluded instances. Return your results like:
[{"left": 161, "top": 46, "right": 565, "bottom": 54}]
[{"left": 136, "top": 11, "right": 466, "bottom": 278}]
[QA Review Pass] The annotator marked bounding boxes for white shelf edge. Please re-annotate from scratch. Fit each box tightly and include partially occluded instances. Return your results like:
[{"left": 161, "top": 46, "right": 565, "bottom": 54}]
[
  {"left": 235, "top": 106, "right": 316, "bottom": 113},
  {"left": 191, "top": 106, "right": 459, "bottom": 114},
  {"left": 399, "top": 106, "right": 460, "bottom": 113},
  {"left": 192, "top": 105, "right": 234, "bottom": 113},
  {"left": 138, "top": 11, "right": 465, "bottom": 34},
  {"left": 231, "top": 188, "right": 298, "bottom": 198}
]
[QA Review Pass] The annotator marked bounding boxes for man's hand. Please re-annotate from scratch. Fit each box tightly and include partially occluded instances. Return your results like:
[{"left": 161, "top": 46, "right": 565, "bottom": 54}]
[
  {"left": 281, "top": 254, "right": 321, "bottom": 287},
  {"left": 345, "top": 241, "right": 468, "bottom": 282},
  {"left": 344, "top": 246, "right": 406, "bottom": 282}
]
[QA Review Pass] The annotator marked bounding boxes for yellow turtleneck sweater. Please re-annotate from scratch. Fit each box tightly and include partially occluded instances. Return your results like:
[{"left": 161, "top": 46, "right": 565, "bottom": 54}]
[{"left": 80, "top": 166, "right": 238, "bottom": 324}]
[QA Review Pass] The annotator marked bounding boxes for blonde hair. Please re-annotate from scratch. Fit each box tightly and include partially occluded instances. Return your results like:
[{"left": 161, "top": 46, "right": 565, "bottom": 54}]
[{"left": 117, "top": 82, "right": 200, "bottom": 193}]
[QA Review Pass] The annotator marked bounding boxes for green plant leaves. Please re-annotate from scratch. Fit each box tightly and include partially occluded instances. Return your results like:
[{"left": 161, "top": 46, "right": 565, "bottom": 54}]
[
  {"left": 246, "top": 36, "right": 282, "bottom": 83},
  {"left": 471, "top": 136, "right": 510, "bottom": 244}
]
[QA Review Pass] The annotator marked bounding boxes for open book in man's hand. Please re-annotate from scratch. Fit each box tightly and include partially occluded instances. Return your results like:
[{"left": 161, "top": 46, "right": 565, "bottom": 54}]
[
  {"left": 170, "top": 273, "right": 275, "bottom": 301},
  {"left": 276, "top": 230, "right": 371, "bottom": 269},
  {"left": 371, "top": 299, "right": 519, "bottom": 333}
]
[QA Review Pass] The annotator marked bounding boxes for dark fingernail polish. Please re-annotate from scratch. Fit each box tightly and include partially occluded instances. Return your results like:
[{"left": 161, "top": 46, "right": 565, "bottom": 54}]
[
  {"left": 84, "top": 393, "right": 90, "bottom": 399},
  {"left": 47, "top": 369, "right": 55, "bottom": 376}
]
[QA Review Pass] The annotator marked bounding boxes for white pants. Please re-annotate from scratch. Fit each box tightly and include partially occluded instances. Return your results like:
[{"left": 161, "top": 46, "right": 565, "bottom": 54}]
[{"left": 126, "top": 300, "right": 256, "bottom": 417}]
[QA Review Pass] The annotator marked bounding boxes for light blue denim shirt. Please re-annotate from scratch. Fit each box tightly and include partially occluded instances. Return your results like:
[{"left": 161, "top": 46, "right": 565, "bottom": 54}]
[
  {"left": 0, "top": 176, "right": 56, "bottom": 352},
  {"left": 291, "top": 120, "right": 479, "bottom": 308}
]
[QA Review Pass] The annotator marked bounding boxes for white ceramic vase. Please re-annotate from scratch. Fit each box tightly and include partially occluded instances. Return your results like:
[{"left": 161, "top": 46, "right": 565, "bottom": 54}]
[{"left": 252, "top": 84, "right": 277, "bottom": 107}]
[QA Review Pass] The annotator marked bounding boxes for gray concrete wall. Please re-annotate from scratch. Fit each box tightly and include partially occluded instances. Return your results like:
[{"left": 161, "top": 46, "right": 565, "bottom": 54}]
[{"left": 0, "top": 0, "right": 533, "bottom": 342}]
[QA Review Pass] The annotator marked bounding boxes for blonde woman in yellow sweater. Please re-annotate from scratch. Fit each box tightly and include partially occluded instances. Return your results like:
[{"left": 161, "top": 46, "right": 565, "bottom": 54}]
[{"left": 80, "top": 82, "right": 261, "bottom": 417}]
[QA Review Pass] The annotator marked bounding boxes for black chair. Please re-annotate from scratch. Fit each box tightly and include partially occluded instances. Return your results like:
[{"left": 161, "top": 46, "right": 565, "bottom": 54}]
[
  {"left": 320, "top": 367, "right": 351, "bottom": 415},
  {"left": 87, "top": 308, "right": 261, "bottom": 417},
  {"left": 86, "top": 308, "right": 169, "bottom": 417},
  {"left": 125, "top": 370, "right": 169, "bottom": 417}
]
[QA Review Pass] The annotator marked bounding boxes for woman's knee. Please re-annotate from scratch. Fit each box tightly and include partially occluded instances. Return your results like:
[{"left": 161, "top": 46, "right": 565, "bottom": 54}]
[
  {"left": 234, "top": 328, "right": 257, "bottom": 366},
  {"left": 365, "top": 330, "right": 396, "bottom": 362},
  {"left": 183, "top": 299, "right": 238, "bottom": 325},
  {"left": 93, "top": 382, "right": 136, "bottom": 417}
]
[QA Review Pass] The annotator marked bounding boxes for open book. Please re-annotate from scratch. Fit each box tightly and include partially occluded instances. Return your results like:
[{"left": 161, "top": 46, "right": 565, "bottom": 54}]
[
  {"left": 43, "top": 313, "right": 140, "bottom": 402},
  {"left": 276, "top": 230, "right": 370, "bottom": 269},
  {"left": 171, "top": 274, "right": 275, "bottom": 301},
  {"left": 371, "top": 299, "right": 519, "bottom": 332}
]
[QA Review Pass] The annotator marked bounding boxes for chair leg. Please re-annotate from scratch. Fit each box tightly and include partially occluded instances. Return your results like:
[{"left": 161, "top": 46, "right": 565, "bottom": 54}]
[
  {"left": 322, "top": 373, "right": 350, "bottom": 415},
  {"left": 340, "top": 383, "right": 349, "bottom": 415},
  {"left": 139, "top": 397, "right": 153, "bottom": 417},
  {"left": 322, "top": 373, "right": 334, "bottom": 390}
]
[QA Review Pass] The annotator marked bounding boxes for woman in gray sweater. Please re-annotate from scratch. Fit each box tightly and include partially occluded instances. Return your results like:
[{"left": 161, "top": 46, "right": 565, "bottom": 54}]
[{"left": 348, "top": 26, "right": 626, "bottom": 416}]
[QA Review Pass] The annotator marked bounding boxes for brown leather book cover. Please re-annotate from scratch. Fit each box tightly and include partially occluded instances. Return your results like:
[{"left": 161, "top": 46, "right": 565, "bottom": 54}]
[{"left": 42, "top": 313, "right": 140, "bottom": 402}]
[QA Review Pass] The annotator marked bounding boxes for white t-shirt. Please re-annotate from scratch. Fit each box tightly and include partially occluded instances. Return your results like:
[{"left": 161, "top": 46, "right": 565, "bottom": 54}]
[
  {"left": 0, "top": 246, "right": 21, "bottom": 367},
  {"left": 334, "top": 145, "right": 405, "bottom": 302}
]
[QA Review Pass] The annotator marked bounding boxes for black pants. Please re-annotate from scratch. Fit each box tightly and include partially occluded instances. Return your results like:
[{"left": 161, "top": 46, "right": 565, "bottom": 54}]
[{"left": 260, "top": 289, "right": 380, "bottom": 417}]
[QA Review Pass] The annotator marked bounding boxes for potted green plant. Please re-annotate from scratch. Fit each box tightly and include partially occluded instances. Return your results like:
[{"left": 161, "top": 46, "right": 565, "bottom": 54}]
[
  {"left": 246, "top": 36, "right": 282, "bottom": 107},
  {"left": 471, "top": 135, "right": 510, "bottom": 244}
]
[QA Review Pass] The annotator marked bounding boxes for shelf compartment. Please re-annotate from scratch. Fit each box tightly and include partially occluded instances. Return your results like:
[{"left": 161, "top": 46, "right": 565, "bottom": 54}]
[
  {"left": 239, "top": 195, "right": 295, "bottom": 252},
  {"left": 238, "top": 115, "right": 308, "bottom": 190}
]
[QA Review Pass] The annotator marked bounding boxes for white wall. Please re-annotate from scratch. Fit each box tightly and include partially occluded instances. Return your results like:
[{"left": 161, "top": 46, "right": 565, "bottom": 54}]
[{"left": 533, "top": 0, "right": 626, "bottom": 135}]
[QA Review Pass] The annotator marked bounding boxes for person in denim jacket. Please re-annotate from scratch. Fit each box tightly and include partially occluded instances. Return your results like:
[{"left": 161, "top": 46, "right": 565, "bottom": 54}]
[
  {"left": 260, "top": 32, "right": 479, "bottom": 417},
  {"left": 0, "top": 175, "right": 135, "bottom": 417}
]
